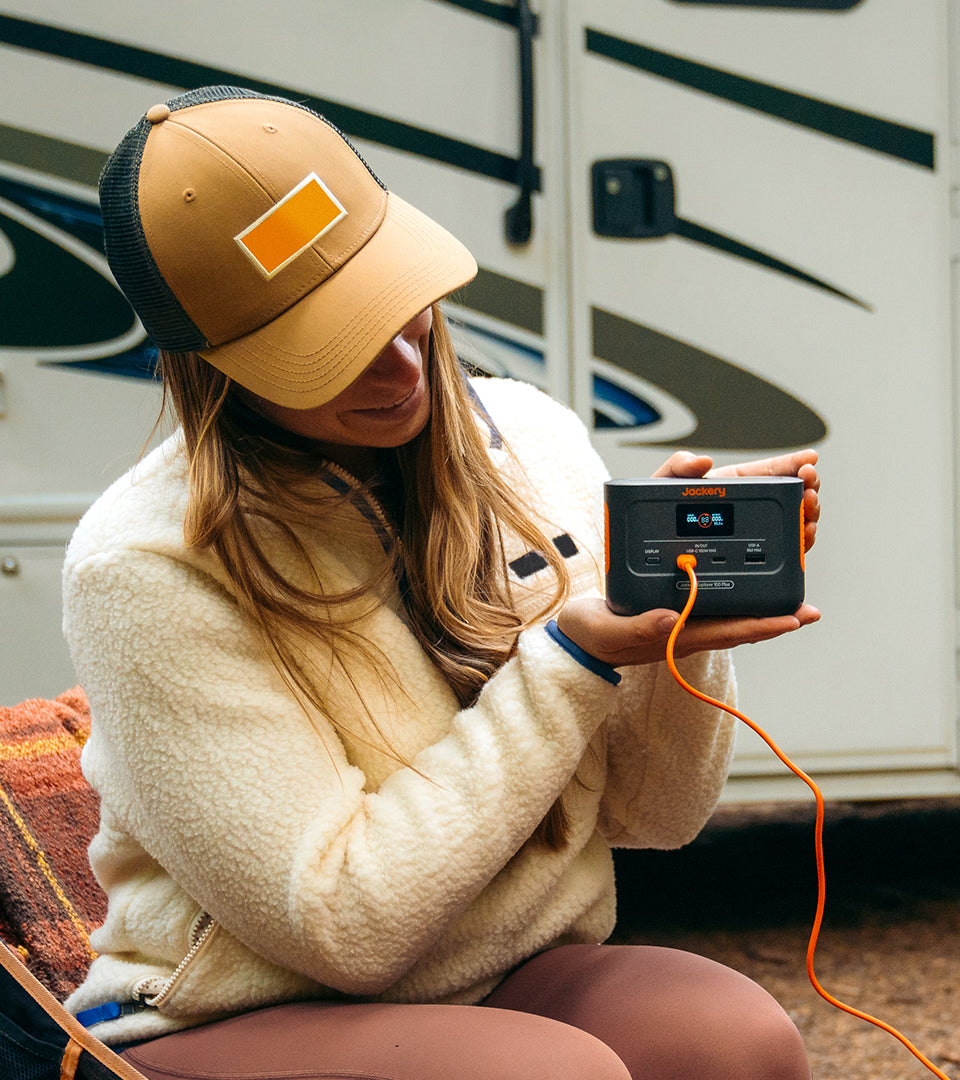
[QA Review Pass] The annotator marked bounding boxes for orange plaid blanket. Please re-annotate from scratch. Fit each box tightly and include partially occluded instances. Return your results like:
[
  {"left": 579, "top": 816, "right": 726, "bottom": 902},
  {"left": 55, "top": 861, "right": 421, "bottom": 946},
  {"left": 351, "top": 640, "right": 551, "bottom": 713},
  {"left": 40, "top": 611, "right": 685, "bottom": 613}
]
[{"left": 0, "top": 687, "right": 106, "bottom": 999}]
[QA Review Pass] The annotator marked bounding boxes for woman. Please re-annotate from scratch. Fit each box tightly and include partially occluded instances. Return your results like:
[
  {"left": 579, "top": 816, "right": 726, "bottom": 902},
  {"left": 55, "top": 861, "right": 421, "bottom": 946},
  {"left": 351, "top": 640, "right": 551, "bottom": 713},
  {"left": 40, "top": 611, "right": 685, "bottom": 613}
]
[{"left": 65, "top": 86, "right": 820, "bottom": 1079}]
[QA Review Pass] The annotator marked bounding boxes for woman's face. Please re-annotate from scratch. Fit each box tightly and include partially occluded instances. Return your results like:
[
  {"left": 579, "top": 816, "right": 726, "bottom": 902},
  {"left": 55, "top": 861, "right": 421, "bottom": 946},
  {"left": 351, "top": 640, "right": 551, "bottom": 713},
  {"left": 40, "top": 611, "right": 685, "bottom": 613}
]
[{"left": 242, "top": 307, "right": 433, "bottom": 471}]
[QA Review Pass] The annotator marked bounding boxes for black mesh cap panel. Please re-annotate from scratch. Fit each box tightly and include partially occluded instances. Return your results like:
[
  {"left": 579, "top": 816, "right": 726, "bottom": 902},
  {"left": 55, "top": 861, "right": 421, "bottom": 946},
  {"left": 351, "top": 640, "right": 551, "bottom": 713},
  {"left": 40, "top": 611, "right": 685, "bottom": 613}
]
[{"left": 97, "top": 86, "right": 271, "bottom": 351}]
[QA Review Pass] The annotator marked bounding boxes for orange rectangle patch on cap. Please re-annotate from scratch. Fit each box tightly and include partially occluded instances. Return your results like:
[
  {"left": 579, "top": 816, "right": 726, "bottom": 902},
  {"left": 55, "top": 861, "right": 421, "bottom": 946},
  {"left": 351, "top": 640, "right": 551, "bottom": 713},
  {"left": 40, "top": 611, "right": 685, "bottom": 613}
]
[{"left": 236, "top": 172, "right": 347, "bottom": 277}]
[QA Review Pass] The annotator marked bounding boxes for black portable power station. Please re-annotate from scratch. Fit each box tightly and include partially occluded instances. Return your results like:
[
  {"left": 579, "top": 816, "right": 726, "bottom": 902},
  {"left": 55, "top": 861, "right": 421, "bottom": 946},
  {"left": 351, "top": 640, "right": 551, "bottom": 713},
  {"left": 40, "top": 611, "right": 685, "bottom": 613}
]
[{"left": 604, "top": 476, "right": 805, "bottom": 617}]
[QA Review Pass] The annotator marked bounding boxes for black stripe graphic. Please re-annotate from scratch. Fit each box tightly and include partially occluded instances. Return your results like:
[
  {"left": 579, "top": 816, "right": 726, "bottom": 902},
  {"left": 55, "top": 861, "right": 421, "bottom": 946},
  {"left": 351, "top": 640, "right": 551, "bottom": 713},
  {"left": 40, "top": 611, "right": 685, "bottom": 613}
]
[
  {"left": 585, "top": 27, "right": 934, "bottom": 169},
  {"left": 434, "top": 0, "right": 540, "bottom": 30},
  {"left": 510, "top": 535, "right": 580, "bottom": 579},
  {"left": 673, "top": 218, "right": 870, "bottom": 309},
  {"left": 0, "top": 14, "right": 539, "bottom": 191}
]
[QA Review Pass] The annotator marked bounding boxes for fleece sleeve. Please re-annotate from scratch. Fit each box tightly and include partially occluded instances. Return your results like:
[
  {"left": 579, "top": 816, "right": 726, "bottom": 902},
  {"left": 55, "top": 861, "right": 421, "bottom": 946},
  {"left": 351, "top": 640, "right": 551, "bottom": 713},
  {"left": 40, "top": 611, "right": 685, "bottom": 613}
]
[
  {"left": 64, "top": 546, "right": 620, "bottom": 998},
  {"left": 479, "top": 377, "right": 738, "bottom": 853},
  {"left": 597, "top": 651, "right": 737, "bottom": 849}
]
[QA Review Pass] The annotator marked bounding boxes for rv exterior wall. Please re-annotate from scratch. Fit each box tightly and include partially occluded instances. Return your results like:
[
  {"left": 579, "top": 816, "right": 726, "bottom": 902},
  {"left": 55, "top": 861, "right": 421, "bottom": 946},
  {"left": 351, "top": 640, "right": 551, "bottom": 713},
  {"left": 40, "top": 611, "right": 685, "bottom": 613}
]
[{"left": 0, "top": 0, "right": 957, "bottom": 798}]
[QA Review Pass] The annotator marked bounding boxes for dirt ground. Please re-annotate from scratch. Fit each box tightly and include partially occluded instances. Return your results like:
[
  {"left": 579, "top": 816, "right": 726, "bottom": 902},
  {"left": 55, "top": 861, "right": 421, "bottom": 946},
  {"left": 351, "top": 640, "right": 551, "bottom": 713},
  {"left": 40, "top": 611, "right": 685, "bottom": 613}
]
[{"left": 610, "top": 797, "right": 960, "bottom": 1080}]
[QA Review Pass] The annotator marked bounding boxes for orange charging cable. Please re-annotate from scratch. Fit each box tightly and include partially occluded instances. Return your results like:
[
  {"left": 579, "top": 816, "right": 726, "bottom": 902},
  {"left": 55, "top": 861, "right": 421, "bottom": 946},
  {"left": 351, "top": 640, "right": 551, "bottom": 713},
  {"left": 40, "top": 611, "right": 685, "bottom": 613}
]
[{"left": 666, "top": 553, "right": 952, "bottom": 1080}]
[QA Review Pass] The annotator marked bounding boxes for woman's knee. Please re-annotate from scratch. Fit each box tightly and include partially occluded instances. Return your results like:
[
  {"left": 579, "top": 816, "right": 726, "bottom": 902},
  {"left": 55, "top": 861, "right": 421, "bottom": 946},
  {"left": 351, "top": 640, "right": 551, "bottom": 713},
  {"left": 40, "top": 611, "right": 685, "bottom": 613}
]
[
  {"left": 736, "top": 992, "right": 810, "bottom": 1080},
  {"left": 487, "top": 944, "right": 810, "bottom": 1080},
  {"left": 624, "top": 946, "right": 811, "bottom": 1080}
]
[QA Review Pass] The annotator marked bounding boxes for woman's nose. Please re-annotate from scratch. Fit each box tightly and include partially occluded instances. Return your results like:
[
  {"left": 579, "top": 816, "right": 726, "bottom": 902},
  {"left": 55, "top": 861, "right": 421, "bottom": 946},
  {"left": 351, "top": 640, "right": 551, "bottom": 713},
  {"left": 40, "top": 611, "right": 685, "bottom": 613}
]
[{"left": 365, "top": 331, "right": 419, "bottom": 380}]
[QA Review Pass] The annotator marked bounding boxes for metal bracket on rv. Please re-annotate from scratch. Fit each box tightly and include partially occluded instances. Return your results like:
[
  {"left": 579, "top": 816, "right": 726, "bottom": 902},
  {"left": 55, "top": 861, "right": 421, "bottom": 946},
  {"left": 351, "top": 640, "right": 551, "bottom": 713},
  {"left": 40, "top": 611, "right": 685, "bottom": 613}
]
[{"left": 591, "top": 159, "right": 677, "bottom": 239}]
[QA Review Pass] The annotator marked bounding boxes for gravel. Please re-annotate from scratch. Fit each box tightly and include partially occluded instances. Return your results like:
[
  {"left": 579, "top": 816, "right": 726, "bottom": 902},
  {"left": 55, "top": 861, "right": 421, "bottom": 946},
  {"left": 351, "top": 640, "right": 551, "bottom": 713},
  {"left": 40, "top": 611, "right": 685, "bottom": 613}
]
[{"left": 611, "top": 798, "right": 960, "bottom": 1080}]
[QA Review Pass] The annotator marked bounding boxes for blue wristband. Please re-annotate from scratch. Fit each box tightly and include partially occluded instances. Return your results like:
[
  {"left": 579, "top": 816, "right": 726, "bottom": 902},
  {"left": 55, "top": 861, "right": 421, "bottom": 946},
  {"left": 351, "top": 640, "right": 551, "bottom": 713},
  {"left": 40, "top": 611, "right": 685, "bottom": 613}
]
[{"left": 545, "top": 619, "right": 621, "bottom": 685}]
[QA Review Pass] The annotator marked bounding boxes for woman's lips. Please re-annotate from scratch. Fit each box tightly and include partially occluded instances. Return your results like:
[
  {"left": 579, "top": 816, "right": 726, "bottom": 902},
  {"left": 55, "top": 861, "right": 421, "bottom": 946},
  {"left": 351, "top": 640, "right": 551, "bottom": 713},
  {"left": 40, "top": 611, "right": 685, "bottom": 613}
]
[{"left": 347, "top": 382, "right": 422, "bottom": 419}]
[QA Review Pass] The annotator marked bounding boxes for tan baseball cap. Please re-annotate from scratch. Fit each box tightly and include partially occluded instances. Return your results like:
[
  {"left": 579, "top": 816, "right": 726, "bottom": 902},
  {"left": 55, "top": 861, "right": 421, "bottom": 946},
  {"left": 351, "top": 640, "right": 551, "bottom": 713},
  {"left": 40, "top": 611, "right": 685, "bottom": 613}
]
[{"left": 99, "top": 86, "right": 478, "bottom": 408}]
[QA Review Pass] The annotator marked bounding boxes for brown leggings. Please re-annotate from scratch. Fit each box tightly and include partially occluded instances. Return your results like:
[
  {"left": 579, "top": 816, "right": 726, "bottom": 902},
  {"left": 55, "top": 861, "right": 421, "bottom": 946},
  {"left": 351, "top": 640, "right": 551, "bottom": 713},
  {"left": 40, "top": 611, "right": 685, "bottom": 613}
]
[{"left": 121, "top": 944, "right": 811, "bottom": 1080}]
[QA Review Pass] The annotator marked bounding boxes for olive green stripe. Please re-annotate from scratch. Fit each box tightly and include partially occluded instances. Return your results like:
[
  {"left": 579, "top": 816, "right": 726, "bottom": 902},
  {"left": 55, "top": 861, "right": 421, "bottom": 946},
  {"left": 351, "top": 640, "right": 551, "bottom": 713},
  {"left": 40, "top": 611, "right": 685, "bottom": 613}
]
[
  {"left": 456, "top": 268, "right": 544, "bottom": 335},
  {"left": 593, "top": 307, "right": 827, "bottom": 450},
  {"left": 0, "top": 123, "right": 106, "bottom": 188}
]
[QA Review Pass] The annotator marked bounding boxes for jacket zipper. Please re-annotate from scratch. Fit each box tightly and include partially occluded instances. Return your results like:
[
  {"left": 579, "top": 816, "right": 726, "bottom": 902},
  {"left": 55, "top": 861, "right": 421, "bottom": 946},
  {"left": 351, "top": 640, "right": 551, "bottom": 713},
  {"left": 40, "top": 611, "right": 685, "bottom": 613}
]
[
  {"left": 133, "top": 473, "right": 392, "bottom": 1013},
  {"left": 133, "top": 911, "right": 218, "bottom": 1009}
]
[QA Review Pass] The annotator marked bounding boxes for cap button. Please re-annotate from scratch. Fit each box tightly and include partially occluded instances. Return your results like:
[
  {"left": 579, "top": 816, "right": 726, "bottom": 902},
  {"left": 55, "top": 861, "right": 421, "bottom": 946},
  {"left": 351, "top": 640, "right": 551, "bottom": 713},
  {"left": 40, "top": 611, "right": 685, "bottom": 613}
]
[{"left": 145, "top": 104, "right": 171, "bottom": 124}]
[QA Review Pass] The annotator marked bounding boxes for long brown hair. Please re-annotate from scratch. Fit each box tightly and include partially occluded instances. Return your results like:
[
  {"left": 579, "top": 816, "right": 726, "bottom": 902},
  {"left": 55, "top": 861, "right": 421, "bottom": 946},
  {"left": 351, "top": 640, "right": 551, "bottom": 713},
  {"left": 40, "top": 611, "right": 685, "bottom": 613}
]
[{"left": 159, "top": 306, "right": 573, "bottom": 846}]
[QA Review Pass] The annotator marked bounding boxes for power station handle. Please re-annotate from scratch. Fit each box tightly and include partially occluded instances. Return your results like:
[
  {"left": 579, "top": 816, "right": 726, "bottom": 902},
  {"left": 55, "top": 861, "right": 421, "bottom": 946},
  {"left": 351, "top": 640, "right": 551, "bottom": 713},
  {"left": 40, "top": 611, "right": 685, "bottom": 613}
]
[{"left": 504, "top": 0, "right": 536, "bottom": 245}]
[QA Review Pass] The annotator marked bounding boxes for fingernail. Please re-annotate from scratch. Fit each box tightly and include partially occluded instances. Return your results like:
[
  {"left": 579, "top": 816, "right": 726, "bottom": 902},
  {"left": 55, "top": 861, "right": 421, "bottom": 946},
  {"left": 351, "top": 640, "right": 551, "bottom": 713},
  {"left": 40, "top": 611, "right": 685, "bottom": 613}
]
[{"left": 658, "top": 615, "right": 678, "bottom": 634}]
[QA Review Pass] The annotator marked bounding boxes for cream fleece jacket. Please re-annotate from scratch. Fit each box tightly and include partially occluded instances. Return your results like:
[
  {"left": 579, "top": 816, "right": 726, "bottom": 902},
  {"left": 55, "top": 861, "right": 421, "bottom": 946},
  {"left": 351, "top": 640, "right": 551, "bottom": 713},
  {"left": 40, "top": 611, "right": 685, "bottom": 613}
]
[{"left": 63, "top": 377, "right": 736, "bottom": 1044}]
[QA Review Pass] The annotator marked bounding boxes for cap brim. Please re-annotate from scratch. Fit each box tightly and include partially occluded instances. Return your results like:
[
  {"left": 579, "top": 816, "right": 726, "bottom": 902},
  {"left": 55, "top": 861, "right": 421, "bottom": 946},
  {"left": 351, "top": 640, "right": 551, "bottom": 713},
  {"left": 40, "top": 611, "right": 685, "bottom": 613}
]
[{"left": 198, "top": 192, "right": 478, "bottom": 408}]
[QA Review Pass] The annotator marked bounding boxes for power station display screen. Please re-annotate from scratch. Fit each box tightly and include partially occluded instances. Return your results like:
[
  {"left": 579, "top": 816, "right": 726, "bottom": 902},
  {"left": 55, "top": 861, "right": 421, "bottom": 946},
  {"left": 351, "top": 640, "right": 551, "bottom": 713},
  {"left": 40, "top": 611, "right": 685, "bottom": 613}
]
[{"left": 676, "top": 502, "right": 735, "bottom": 536}]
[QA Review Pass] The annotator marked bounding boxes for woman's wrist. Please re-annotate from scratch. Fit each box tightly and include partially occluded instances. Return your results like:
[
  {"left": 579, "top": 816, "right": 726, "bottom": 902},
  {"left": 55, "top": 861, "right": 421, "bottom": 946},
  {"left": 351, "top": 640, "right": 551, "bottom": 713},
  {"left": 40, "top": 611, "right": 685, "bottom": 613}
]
[{"left": 545, "top": 620, "right": 621, "bottom": 686}]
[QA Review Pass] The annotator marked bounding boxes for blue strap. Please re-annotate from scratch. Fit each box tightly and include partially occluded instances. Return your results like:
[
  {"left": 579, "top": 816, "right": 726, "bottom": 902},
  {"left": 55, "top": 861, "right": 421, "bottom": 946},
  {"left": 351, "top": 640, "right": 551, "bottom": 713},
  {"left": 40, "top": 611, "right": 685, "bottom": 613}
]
[
  {"left": 77, "top": 1000, "right": 148, "bottom": 1027},
  {"left": 545, "top": 620, "right": 621, "bottom": 685}
]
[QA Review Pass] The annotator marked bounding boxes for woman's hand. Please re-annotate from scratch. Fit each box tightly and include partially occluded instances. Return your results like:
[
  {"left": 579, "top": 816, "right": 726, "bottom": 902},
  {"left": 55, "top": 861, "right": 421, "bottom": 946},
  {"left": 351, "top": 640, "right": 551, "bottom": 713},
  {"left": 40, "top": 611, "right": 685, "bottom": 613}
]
[
  {"left": 653, "top": 448, "right": 821, "bottom": 553},
  {"left": 556, "top": 597, "right": 820, "bottom": 669}
]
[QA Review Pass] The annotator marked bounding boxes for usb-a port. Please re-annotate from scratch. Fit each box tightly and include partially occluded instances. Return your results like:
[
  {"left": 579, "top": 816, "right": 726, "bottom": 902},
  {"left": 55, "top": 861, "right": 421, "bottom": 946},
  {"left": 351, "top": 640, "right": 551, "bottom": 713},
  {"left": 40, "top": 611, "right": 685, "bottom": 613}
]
[{"left": 744, "top": 552, "right": 766, "bottom": 564}]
